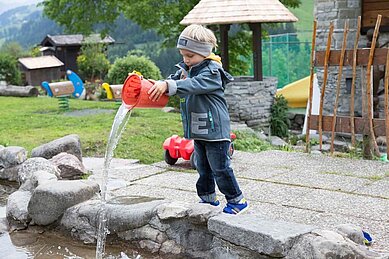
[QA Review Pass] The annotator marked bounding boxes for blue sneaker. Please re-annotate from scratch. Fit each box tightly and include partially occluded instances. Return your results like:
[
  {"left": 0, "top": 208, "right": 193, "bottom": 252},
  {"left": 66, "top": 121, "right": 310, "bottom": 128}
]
[
  {"left": 199, "top": 199, "right": 220, "bottom": 206},
  {"left": 362, "top": 230, "right": 374, "bottom": 246},
  {"left": 223, "top": 198, "right": 248, "bottom": 214}
]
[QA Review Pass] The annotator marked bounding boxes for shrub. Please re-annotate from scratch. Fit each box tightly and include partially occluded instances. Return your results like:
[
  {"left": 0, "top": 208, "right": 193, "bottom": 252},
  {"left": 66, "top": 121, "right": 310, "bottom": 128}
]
[
  {"left": 0, "top": 53, "right": 22, "bottom": 85},
  {"left": 270, "top": 95, "right": 290, "bottom": 138},
  {"left": 106, "top": 54, "right": 162, "bottom": 84},
  {"left": 77, "top": 43, "right": 111, "bottom": 82}
]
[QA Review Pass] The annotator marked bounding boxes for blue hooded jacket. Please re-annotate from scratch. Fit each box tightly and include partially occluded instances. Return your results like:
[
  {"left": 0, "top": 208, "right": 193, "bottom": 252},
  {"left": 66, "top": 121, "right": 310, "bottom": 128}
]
[{"left": 165, "top": 57, "right": 234, "bottom": 141}]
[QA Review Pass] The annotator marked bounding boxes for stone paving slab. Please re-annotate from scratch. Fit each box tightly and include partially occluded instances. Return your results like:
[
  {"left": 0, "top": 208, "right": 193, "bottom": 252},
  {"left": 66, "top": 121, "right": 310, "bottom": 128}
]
[
  {"left": 84, "top": 150, "right": 389, "bottom": 252},
  {"left": 268, "top": 170, "right": 371, "bottom": 192},
  {"left": 356, "top": 179, "right": 389, "bottom": 199}
]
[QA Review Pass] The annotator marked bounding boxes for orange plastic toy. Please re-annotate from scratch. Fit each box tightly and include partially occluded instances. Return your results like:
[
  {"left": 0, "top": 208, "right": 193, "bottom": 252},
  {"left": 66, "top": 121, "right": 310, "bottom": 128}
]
[{"left": 122, "top": 72, "right": 169, "bottom": 109}]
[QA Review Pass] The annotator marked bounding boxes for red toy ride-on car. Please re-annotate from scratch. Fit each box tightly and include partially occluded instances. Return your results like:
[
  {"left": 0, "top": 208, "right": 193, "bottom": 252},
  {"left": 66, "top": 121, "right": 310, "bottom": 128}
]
[{"left": 163, "top": 133, "right": 236, "bottom": 169}]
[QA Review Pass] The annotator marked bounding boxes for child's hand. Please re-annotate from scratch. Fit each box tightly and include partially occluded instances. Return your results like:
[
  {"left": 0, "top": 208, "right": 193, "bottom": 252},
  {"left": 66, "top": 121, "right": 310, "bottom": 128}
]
[{"left": 148, "top": 81, "right": 168, "bottom": 102}]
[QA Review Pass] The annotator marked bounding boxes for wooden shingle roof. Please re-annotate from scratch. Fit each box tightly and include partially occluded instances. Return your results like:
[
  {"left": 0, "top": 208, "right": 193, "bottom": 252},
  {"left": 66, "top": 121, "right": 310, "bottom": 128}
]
[
  {"left": 180, "top": 0, "right": 298, "bottom": 25},
  {"left": 41, "top": 34, "right": 115, "bottom": 47},
  {"left": 18, "top": 56, "right": 64, "bottom": 70}
]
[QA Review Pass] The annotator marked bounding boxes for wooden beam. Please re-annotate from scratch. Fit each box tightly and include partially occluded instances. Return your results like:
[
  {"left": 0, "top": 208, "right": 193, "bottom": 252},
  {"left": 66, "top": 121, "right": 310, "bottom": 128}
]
[
  {"left": 350, "top": 16, "right": 361, "bottom": 147},
  {"left": 385, "top": 46, "right": 389, "bottom": 158},
  {"left": 319, "top": 22, "right": 334, "bottom": 149},
  {"left": 250, "top": 23, "right": 263, "bottom": 81},
  {"left": 305, "top": 20, "right": 317, "bottom": 153},
  {"left": 309, "top": 115, "right": 386, "bottom": 136},
  {"left": 330, "top": 20, "right": 349, "bottom": 155},
  {"left": 366, "top": 14, "right": 382, "bottom": 157},
  {"left": 315, "top": 48, "right": 388, "bottom": 66},
  {"left": 219, "top": 24, "right": 230, "bottom": 72}
]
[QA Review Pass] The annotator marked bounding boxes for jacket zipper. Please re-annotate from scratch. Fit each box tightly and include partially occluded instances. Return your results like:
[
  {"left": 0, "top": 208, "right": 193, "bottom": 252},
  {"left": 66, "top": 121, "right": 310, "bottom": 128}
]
[
  {"left": 185, "top": 98, "right": 190, "bottom": 139},
  {"left": 208, "top": 110, "right": 215, "bottom": 130}
]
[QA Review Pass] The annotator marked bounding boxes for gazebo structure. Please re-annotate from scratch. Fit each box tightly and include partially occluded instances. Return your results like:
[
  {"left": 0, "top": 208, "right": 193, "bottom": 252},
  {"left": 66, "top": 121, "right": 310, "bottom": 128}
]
[{"left": 180, "top": 0, "right": 298, "bottom": 81}]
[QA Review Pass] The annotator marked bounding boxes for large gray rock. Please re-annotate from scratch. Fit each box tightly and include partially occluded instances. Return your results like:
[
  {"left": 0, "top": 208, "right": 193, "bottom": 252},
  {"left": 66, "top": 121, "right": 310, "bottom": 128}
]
[
  {"left": 0, "top": 164, "right": 21, "bottom": 181},
  {"left": 19, "top": 170, "right": 58, "bottom": 192},
  {"left": 50, "top": 152, "right": 85, "bottom": 179},
  {"left": 31, "top": 134, "right": 82, "bottom": 162},
  {"left": 28, "top": 180, "right": 99, "bottom": 225},
  {"left": 60, "top": 198, "right": 165, "bottom": 243},
  {"left": 287, "top": 229, "right": 388, "bottom": 259},
  {"left": 18, "top": 157, "right": 60, "bottom": 184},
  {"left": 6, "top": 190, "right": 32, "bottom": 226},
  {"left": 0, "top": 146, "right": 27, "bottom": 169},
  {"left": 208, "top": 214, "right": 316, "bottom": 257},
  {"left": 335, "top": 223, "right": 366, "bottom": 245}
]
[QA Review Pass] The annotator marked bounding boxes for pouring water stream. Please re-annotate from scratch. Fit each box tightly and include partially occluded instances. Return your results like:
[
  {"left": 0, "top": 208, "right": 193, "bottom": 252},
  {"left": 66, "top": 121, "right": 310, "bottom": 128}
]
[{"left": 95, "top": 103, "right": 133, "bottom": 259}]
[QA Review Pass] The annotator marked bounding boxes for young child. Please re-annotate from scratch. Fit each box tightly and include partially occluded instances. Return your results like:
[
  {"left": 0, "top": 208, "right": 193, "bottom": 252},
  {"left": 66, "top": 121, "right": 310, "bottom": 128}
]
[{"left": 148, "top": 24, "right": 248, "bottom": 214}]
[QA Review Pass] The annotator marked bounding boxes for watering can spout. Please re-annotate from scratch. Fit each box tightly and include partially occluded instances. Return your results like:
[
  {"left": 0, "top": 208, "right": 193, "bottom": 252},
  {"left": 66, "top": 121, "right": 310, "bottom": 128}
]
[{"left": 121, "top": 72, "right": 169, "bottom": 109}]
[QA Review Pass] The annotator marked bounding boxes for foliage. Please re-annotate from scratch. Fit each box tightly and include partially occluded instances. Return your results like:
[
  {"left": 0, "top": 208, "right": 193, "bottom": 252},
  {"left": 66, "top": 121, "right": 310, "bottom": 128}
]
[
  {"left": 40, "top": 0, "right": 302, "bottom": 76},
  {"left": 0, "top": 53, "right": 22, "bottom": 85},
  {"left": 228, "top": 29, "right": 252, "bottom": 75},
  {"left": 233, "top": 130, "right": 272, "bottom": 152},
  {"left": 106, "top": 54, "right": 162, "bottom": 84},
  {"left": 0, "top": 42, "right": 26, "bottom": 58},
  {"left": 29, "top": 46, "right": 42, "bottom": 57},
  {"left": 270, "top": 95, "right": 290, "bottom": 138},
  {"left": 262, "top": 35, "right": 311, "bottom": 88},
  {"left": 77, "top": 43, "right": 111, "bottom": 82}
]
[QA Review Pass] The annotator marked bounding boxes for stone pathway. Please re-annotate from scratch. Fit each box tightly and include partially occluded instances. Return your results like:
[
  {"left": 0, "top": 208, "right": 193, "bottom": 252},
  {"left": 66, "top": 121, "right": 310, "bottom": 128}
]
[{"left": 84, "top": 150, "right": 389, "bottom": 252}]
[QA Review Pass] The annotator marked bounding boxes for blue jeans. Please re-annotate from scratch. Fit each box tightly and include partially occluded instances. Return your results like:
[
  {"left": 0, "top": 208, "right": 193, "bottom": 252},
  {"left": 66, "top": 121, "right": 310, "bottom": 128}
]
[{"left": 194, "top": 140, "right": 243, "bottom": 203}]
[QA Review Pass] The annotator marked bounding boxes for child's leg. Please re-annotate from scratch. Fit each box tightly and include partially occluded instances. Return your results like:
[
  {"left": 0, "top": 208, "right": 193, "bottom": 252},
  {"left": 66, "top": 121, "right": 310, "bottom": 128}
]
[
  {"left": 205, "top": 141, "right": 243, "bottom": 203},
  {"left": 194, "top": 140, "right": 217, "bottom": 203}
]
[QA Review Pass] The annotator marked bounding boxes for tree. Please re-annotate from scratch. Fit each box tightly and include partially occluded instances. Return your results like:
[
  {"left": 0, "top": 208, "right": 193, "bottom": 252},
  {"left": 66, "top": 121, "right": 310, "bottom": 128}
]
[
  {"left": 41, "top": 0, "right": 301, "bottom": 75},
  {"left": 0, "top": 53, "right": 22, "bottom": 85},
  {"left": 77, "top": 43, "right": 111, "bottom": 82}
]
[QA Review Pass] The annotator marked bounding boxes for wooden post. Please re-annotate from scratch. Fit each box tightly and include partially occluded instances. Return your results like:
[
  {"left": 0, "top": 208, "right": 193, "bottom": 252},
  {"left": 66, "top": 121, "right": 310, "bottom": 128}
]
[
  {"left": 319, "top": 22, "right": 334, "bottom": 150},
  {"left": 350, "top": 16, "right": 361, "bottom": 147},
  {"left": 330, "top": 20, "right": 349, "bottom": 155},
  {"left": 366, "top": 15, "right": 382, "bottom": 157},
  {"left": 220, "top": 24, "right": 230, "bottom": 72},
  {"left": 305, "top": 20, "right": 317, "bottom": 153},
  {"left": 250, "top": 23, "right": 263, "bottom": 81},
  {"left": 385, "top": 44, "right": 389, "bottom": 159}
]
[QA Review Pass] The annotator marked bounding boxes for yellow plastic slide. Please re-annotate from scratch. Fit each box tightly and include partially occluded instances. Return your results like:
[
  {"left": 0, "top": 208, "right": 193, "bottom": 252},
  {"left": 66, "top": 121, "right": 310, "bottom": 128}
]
[{"left": 276, "top": 75, "right": 312, "bottom": 108}]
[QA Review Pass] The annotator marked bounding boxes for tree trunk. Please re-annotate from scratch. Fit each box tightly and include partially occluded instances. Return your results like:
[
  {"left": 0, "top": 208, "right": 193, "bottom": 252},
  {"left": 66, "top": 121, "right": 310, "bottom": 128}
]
[{"left": 0, "top": 85, "right": 39, "bottom": 97}]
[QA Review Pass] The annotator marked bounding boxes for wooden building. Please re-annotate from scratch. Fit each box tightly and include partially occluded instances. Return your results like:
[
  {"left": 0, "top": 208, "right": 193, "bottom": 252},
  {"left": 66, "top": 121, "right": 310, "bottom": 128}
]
[
  {"left": 40, "top": 34, "right": 115, "bottom": 73},
  {"left": 18, "top": 55, "right": 64, "bottom": 86}
]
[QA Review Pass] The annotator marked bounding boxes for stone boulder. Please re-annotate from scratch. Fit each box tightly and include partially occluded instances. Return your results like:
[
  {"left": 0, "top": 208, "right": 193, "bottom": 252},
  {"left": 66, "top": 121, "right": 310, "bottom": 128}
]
[
  {"left": 50, "top": 152, "right": 86, "bottom": 179},
  {"left": 208, "top": 214, "right": 316, "bottom": 258},
  {"left": 19, "top": 170, "right": 58, "bottom": 193},
  {"left": 61, "top": 198, "right": 165, "bottom": 243},
  {"left": 28, "top": 180, "right": 99, "bottom": 225},
  {"left": 0, "top": 164, "right": 21, "bottom": 182},
  {"left": 287, "top": 229, "right": 386, "bottom": 259},
  {"left": 6, "top": 190, "right": 32, "bottom": 226},
  {"left": 0, "top": 146, "right": 27, "bottom": 169},
  {"left": 31, "top": 134, "right": 82, "bottom": 162},
  {"left": 18, "top": 157, "right": 60, "bottom": 184}
]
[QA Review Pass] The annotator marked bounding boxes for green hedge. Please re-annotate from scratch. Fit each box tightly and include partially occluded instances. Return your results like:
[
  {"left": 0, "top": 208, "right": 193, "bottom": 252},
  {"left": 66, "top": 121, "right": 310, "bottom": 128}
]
[{"left": 106, "top": 54, "right": 162, "bottom": 84}]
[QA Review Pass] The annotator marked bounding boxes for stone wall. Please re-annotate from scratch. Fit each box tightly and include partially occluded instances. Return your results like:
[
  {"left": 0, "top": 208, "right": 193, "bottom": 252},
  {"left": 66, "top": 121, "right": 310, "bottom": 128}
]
[
  {"left": 314, "top": 0, "right": 389, "bottom": 117},
  {"left": 225, "top": 76, "right": 278, "bottom": 130}
]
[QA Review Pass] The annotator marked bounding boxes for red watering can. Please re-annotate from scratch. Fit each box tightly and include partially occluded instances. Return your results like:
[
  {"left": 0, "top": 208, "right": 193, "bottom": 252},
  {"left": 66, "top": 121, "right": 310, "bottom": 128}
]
[{"left": 122, "top": 72, "right": 169, "bottom": 109}]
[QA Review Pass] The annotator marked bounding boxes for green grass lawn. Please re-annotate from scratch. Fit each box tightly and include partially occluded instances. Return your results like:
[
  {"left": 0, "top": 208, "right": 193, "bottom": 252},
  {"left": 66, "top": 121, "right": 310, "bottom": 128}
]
[
  {"left": 0, "top": 96, "right": 270, "bottom": 164},
  {"left": 0, "top": 96, "right": 183, "bottom": 164}
]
